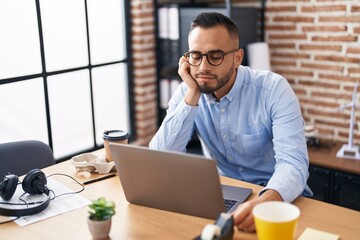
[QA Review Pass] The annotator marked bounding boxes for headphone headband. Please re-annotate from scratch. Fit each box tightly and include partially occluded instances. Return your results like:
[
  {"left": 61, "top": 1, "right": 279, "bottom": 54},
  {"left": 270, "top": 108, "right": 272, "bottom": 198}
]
[
  {"left": 0, "top": 191, "right": 51, "bottom": 217},
  {"left": 0, "top": 169, "right": 51, "bottom": 217}
]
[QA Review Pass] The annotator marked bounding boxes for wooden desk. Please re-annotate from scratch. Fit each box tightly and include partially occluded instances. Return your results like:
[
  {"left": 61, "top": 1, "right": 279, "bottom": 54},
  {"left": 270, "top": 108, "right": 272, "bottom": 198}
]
[
  {"left": 308, "top": 142, "right": 360, "bottom": 210},
  {"left": 308, "top": 142, "right": 360, "bottom": 175},
  {"left": 1, "top": 160, "right": 359, "bottom": 240}
]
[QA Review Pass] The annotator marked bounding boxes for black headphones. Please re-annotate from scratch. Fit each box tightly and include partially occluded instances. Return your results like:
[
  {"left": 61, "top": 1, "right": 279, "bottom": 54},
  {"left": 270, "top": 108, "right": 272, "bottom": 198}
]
[{"left": 0, "top": 169, "right": 51, "bottom": 217}]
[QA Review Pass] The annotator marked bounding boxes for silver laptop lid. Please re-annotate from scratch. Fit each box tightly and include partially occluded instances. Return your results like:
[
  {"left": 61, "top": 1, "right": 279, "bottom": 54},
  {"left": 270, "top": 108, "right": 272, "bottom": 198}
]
[{"left": 110, "top": 143, "right": 251, "bottom": 219}]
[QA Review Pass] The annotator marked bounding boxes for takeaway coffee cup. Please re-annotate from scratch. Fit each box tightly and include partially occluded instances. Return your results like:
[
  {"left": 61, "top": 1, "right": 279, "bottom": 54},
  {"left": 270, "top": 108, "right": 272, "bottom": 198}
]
[
  {"left": 253, "top": 201, "right": 300, "bottom": 240},
  {"left": 103, "top": 130, "right": 129, "bottom": 162}
]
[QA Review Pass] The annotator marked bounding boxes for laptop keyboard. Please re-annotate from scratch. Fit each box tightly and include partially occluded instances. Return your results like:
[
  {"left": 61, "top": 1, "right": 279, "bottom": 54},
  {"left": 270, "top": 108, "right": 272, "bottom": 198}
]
[{"left": 224, "top": 198, "right": 238, "bottom": 212}]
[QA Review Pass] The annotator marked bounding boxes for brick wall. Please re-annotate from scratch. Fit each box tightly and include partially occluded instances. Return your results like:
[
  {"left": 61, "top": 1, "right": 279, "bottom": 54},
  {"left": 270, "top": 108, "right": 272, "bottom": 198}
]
[
  {"left": 264, "top": 0, "right": 360, "bottom": 143},
  {"left": 131, "top": 0, "right": 360, "bottom": 145},
  {"left": 130, "top": 0, "right": 158, "bottom": 145}
]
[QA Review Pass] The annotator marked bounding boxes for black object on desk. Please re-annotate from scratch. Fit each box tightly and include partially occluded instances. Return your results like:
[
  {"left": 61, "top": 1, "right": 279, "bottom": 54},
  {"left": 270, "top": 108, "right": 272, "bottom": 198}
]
[
  {"left": 83, "top": 173, "right": 117, "bottom": 185},
  {"left": 194, "top": 213, "right": 234, "bottom": 240}
]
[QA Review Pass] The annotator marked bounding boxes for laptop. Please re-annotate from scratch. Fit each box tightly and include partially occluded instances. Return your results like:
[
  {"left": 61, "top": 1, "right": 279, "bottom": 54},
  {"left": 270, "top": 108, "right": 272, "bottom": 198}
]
[{"left": 109, "top": 143, "right": 252, "bottom": 219}]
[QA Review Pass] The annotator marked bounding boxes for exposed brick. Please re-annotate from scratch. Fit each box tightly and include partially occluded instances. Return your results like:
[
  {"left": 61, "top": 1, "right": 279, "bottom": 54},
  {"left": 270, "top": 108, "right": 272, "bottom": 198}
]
[
  {"left": 354, "top": 27, "right": 360, "bottom": 34},
  {"left": 269, "top": 34, "right": 307, "bottom": 40},
  {"left": 311, "top": 90, "right": 351, "bottom": 100},
  {"left": 300, "top": 98, "right": 339, "bottom": 108},
  {"left": 287, "top": 77, "right": 296, "bottom": 85},
  {"left": 269, "top": 43, "right": 295, "bottom": 49},
  {"left": 299, "top": 44, "right": 342, "bottom": 51},
  {"left": 318, "top": 73, "right": 359, "bottom": 83},
  {"left": 315, "top": 119, "right": 350, "bottom": 130},
  {"left": 351, "top": 6, "right": 360, "bottom": 12},
  {"left": 302, "top": 25, "right": 347, "bottom": 32},
  {"left": 298, "top": 79, "right": 341, "bottom": 89},
  {"left": 314, "top": 55, "right": 360, "bottom": 64},
  {"left": 348, "top": 67, "right": 360, "bottom": 74},
  {"left": 271, "top": 60, "right": 296, "bottom": 67},
  {"left": 130, "top": 0, "right": 159, "bottom": 143},
  {"left": 266, "top": 25, "right": 296, "bottom": 31},
  {"left": 307, "top": 108, "right": 345, "bottom": 119},
  {"left": 300, "top": 63, "right": 343, "bottom": 72},
  {"left": 347, "top": 47, "right": 360, "bottom": 54},
  {"left": 135, "top": 108, "right": 157, "bottom": 121},
  {"left": 270, "top": 0, "right": 310, "bottom": 2},
  {"left": 312, "top": 35, "right": 358, "bottom": 42},
  {"left": 293, "top": 87, "right": 307, "bottom": 96},
  {"left": 274, "top": 69, "right": 313, "bottom": 77},
  {"left": 319, "top": 16, "right": 360, "bottom": 23},
  {"left": 271, "top": 52, "right": 310, "bottom": 59},
  {"left": 273, "top": 16, "right": 314, "bottom": 23},
  {"left": 266, "top": 6, "right": 296, "bottom": 12},
  {"left": 301, "top": 5, "right": 346, "bottom": 12}
]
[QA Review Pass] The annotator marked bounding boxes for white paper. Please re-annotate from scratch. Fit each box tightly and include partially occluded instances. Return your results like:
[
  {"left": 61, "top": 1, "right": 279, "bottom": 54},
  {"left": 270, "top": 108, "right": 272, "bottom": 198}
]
[
  {"left": 247, "top": 42, "right": 271, "bottom": 70},
  {"left": 1, "top": 178, "right": 91, "bottom": 227}
]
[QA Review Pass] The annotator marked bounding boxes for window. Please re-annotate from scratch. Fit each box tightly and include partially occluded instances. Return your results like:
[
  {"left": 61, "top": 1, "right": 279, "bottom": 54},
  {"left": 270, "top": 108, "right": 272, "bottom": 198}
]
[{"left": 0, "top": 0, "right": 133, "bottom": 161}]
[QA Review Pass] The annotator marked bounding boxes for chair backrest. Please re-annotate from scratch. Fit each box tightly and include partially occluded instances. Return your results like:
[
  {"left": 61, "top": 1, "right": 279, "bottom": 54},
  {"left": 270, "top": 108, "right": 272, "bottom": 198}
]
[{"left": 0, "top": 140, "right": 55, "bottom": 179}]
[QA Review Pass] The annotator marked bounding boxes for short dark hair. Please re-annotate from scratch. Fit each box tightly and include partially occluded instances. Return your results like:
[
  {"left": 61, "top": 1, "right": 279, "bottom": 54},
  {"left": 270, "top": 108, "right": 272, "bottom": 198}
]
[{"left": 190, "top": 12, "right": 239, "bottom": 47}]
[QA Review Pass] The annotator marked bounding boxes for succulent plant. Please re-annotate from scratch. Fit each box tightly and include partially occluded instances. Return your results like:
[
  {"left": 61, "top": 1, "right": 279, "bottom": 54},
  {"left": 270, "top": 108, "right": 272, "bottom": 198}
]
[{"left": 88, "top": 197, "right": 115, "bottom": 221}]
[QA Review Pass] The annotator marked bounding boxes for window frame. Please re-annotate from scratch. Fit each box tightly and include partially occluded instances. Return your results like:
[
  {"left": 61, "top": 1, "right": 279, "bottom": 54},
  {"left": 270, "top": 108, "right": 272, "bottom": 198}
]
[{"left": 0, "top": 0, "right": 135, "bottom": 162}]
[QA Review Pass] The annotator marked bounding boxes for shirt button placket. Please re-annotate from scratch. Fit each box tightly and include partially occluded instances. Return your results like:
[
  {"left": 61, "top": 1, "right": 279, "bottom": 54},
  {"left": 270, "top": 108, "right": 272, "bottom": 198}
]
[{"left": 220, "top": 102, "right": 234, "bottom": 162}]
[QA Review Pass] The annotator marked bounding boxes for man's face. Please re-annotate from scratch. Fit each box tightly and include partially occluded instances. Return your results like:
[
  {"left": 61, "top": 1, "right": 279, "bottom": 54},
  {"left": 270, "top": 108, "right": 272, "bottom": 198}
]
[{"left": 188, "top": 25, "right": 243, "bottom": 97}]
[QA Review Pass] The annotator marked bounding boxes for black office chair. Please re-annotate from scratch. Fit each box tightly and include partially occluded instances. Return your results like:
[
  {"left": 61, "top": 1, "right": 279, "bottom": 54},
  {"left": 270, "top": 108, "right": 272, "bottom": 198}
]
[{"left": 0, "top": 140, "right": 55, "bottom": 179}]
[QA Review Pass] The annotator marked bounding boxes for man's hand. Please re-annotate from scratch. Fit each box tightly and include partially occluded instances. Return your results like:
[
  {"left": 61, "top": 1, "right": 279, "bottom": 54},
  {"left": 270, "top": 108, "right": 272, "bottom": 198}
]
[
  {"left": 178, "top": 56, "right": 201, "bottom": 106},
  {"left": 232, "top": 189, "right": 283, "bottom": 232}
]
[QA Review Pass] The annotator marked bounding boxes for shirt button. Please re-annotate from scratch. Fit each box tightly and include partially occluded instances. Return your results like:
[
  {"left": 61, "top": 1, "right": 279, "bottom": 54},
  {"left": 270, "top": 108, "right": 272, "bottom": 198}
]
[
  {"left": 223, "top": 134, "right": 227, "bottom": 138},
  {"left": 221, "top": 108, "right": 225, "bottom": 112},
  {"left": 228, "top": 156, "right": 232, "bottom": 160},
  {"left": 239, "top": 167, "right": 243, "bottom": 171}
]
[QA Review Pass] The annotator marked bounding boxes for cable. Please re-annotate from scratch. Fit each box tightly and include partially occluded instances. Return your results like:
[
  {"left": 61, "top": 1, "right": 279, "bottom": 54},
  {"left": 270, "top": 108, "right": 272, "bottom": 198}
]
[
  {"left": 46, "top": 173, "right": 85, "bottom": 199},
  {"left": 0, "top": 217, "right": 19, "bottom": 225},
  {"left": 0, "top": 173, "right": 85, "bottom": 212}
]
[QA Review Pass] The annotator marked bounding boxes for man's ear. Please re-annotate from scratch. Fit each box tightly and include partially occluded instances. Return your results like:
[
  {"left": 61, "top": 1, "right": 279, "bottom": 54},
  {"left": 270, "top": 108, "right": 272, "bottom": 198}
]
[{"left": 235, "top": 49, "right": 244, "bottom": 67}]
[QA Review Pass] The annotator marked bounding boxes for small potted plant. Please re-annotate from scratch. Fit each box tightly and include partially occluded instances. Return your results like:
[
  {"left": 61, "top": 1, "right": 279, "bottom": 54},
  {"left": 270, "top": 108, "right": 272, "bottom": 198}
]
[{"left": 87, "top": 197, "right": 116, "bottom": 240}]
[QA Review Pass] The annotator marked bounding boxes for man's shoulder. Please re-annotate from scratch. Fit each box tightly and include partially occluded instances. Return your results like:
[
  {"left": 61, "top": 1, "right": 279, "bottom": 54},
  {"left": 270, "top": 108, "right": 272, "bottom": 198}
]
[{"left": 241, "top": 66, "right": 288, "bottom": 91}]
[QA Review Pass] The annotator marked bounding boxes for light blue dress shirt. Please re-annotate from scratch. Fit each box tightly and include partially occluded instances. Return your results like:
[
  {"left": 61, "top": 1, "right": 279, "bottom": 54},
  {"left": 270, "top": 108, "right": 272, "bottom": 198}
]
[{"left": 150, "top": 65, "right": 312, "bottom": 202}]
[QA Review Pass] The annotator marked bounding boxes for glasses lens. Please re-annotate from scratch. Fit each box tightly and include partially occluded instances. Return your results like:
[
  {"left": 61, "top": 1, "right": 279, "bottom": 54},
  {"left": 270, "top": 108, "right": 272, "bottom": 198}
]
[
  {"left": 207, "top": 51, "right": 224, "bottom": 66},
  {"left": 187, "top": 52, "right": 202, "bottom": 66}
]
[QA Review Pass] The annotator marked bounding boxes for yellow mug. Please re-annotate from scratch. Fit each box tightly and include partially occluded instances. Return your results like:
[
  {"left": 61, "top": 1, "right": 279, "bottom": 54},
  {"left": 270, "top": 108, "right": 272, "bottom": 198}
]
[{"left": 253, "top": 201, "right": 300, "bottom": 240}]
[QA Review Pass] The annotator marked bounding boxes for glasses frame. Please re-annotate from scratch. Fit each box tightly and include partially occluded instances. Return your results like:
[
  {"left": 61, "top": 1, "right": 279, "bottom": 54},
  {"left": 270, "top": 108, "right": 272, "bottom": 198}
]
[{"left": 183, "top": 48, "right": 239, "bottom": 67}]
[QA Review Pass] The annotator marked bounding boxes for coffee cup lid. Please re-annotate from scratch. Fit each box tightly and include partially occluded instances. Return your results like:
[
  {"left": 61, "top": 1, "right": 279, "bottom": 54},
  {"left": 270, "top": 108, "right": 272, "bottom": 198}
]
[{"left": 103, "top": 130, "right": 129, "bottom": 141}]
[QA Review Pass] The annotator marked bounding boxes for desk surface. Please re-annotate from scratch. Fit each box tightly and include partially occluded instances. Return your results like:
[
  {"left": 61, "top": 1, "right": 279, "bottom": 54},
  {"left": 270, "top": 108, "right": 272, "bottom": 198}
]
[
  {"left": 1, "top": 154, "right": 360, "bottom": 239},
  {"left": 308, "top": 142, "right": 360, "bottom": 175}
]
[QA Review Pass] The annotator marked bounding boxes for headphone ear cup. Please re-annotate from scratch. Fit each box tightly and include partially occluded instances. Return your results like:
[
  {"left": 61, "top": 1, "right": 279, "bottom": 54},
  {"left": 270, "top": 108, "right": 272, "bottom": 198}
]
[
  {"left": 0, "top": 174, "right": 19, "bottom": 201},
  {"left": 22, "top": 169, "right": 47, "bottom": 195}
]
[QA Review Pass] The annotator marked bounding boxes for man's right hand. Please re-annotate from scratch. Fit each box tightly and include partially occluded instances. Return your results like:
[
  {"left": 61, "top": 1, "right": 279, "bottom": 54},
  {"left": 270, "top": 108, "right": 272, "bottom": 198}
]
[{"left": 178, "top": 56, "right": 201, "bottom": 106}]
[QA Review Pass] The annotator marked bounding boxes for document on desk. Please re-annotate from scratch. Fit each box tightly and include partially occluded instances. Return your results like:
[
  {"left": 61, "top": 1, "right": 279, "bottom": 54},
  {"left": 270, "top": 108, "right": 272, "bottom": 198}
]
[{"left": 7, "top": 178, "right": 91, "bottom": 227}]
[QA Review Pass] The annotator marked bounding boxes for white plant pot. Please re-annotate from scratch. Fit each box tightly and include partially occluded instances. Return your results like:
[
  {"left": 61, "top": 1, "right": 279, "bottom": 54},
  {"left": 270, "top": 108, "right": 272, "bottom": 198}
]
[{"left": 87, "top": 217, "right": 112, "bottom": 240}]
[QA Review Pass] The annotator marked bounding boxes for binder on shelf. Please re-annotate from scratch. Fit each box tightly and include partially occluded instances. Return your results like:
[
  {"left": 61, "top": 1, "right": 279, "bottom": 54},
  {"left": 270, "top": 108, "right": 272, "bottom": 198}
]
[
  {"left": 157, "top": 5, "right": 180, "bottom": 68},
  {"left": 167, "top": 5, "right": 180, "bottom": 66},
  {"left": 158, "top": 6, "right": 171, "bottom": 66}
]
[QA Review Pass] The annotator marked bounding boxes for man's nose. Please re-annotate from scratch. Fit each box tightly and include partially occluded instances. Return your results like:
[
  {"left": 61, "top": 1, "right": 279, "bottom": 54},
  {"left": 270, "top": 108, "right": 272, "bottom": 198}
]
[{"left": 198, "top": 56, "right": 212, "bottom": 70}]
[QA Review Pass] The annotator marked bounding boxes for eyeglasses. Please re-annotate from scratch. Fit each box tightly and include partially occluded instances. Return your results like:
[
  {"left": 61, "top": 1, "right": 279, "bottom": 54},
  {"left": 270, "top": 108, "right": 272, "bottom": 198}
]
[{"left": 184, "top": 49, "right": 238, "bottom": 67}]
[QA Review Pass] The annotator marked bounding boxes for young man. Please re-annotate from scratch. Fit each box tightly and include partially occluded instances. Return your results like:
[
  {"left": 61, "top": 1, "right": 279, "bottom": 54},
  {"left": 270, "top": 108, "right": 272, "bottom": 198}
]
[{"left": 149, "top": 12, "right": 312, "bottom": 232}]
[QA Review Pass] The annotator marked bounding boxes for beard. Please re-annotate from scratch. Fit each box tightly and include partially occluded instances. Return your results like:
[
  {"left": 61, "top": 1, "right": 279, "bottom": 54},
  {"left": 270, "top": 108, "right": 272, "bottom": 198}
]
[{"left": 193, "top": 65, "right": 235, "bottom": 94}]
